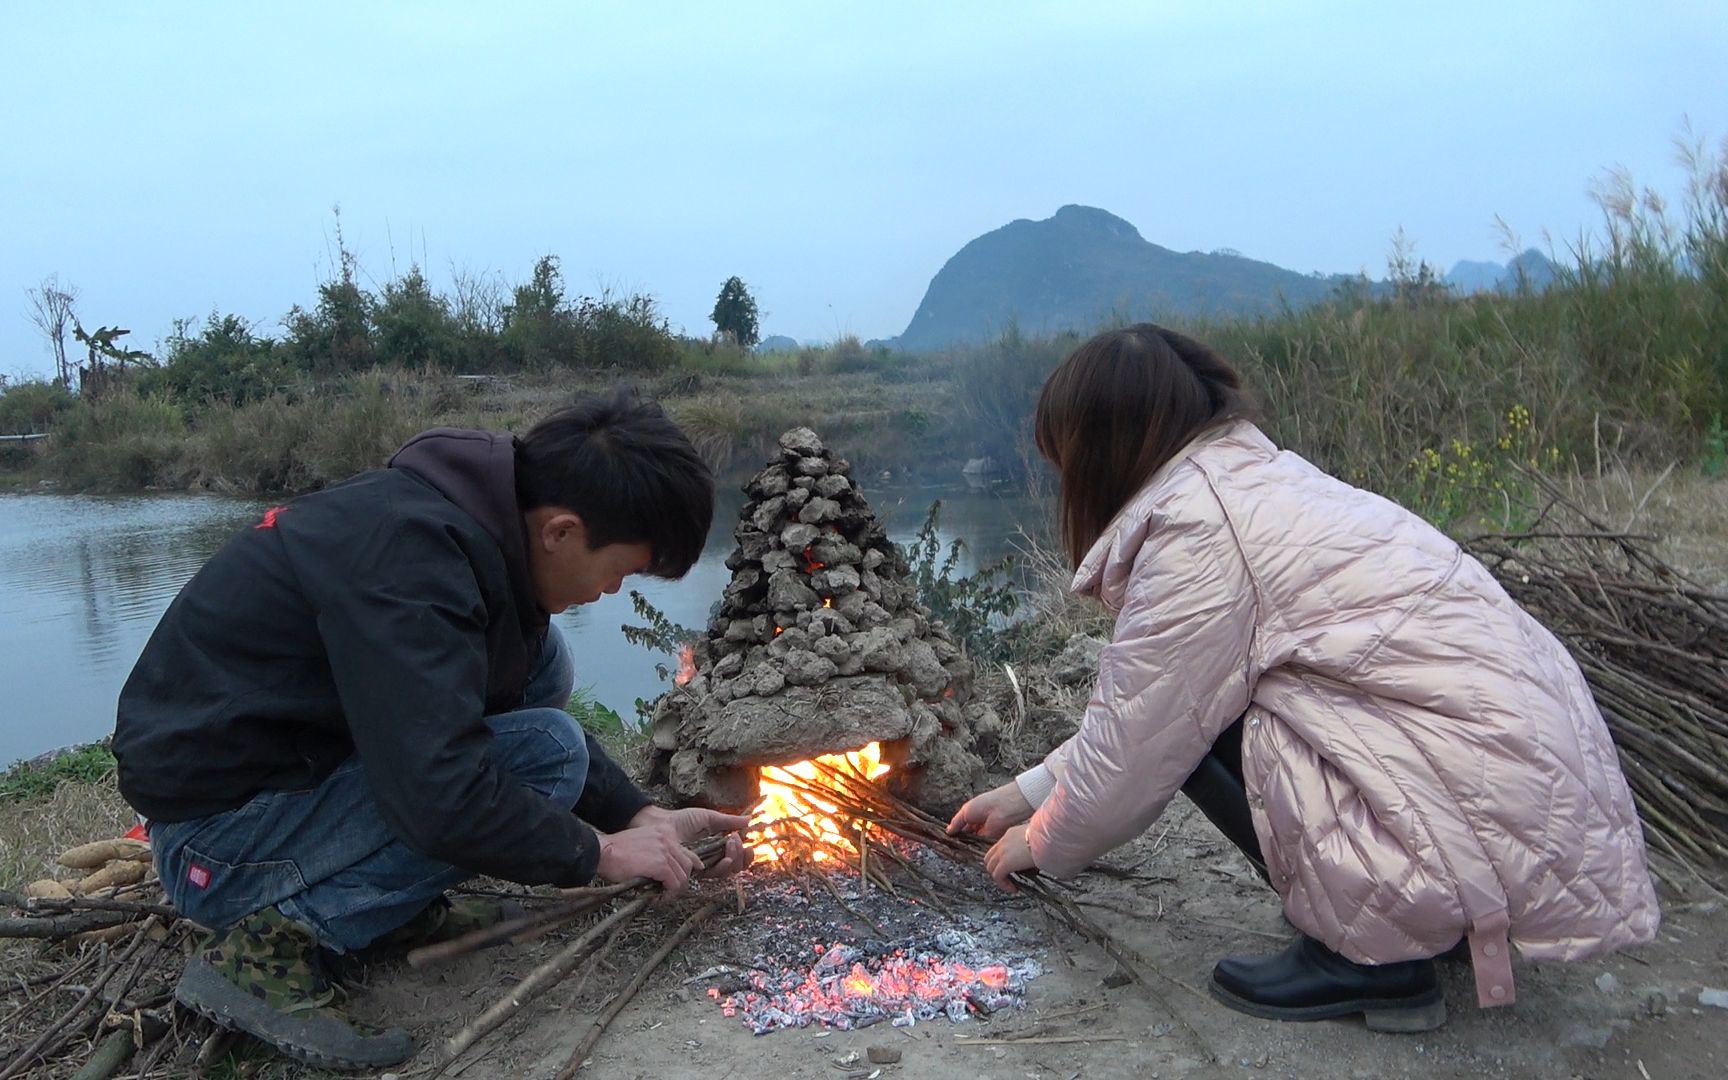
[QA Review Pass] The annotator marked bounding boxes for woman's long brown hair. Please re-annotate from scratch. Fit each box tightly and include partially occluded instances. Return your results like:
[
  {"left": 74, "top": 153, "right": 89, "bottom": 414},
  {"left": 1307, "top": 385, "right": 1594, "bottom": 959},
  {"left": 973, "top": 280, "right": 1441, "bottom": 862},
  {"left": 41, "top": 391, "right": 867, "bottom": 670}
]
[{"left": 1035, "top": 323, "right": 1256, "bottom": 568}]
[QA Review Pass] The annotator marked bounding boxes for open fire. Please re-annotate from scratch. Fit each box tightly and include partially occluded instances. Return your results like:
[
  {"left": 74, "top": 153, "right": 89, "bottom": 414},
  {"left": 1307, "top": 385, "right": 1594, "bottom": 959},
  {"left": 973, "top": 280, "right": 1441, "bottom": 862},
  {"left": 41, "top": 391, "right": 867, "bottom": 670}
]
[{"left": 748, "top": 743, "right": 889, "bottom": 864}]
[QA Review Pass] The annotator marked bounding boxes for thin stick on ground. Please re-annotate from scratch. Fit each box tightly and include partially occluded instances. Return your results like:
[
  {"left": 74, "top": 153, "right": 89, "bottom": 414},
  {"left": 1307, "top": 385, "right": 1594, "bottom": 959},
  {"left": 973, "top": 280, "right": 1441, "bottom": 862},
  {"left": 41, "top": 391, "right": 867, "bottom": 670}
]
[
  {"left": 409, "top": 835, "right": 731, "bottom": 967},
  {"left": 432, "top": 895, "right": 653, "bottom": 1077},
  {"left": 0, "top": 926, "right": 148, "bottom": 1080},
  {"left": 554, "top": 901, "right": 721, "bottom": 1079}
]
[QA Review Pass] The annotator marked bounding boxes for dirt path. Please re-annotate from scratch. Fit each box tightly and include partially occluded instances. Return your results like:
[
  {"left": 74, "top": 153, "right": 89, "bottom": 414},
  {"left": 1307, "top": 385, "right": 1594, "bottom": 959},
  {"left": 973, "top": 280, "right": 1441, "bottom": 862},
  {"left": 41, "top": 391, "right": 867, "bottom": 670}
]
[{"left": 356, "top": 800, "right": 1727, "bottom": 1080}]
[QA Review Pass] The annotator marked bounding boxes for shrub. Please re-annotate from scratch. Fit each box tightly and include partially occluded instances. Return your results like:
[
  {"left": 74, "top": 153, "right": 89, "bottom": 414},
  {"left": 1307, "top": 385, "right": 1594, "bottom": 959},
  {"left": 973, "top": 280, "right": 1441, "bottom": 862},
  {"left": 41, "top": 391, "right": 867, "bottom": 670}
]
[{"left": 0, "top": 378, "right": 74, "bottom": 433}]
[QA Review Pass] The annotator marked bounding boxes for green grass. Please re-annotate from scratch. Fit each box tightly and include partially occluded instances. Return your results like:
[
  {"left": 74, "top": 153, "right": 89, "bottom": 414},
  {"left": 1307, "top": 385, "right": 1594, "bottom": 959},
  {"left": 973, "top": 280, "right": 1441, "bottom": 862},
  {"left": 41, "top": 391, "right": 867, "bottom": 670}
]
[{"left": 0, "top": 744, "right": 118, "bottom": 802}]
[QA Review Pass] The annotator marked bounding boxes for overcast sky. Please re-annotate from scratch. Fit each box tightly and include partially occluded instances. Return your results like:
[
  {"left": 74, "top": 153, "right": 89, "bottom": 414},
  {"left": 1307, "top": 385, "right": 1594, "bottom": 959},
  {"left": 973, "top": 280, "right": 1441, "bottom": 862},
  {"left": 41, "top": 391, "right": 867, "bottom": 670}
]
[{"left": 3, "top": 2, "right": 1724, "bottom": 380}]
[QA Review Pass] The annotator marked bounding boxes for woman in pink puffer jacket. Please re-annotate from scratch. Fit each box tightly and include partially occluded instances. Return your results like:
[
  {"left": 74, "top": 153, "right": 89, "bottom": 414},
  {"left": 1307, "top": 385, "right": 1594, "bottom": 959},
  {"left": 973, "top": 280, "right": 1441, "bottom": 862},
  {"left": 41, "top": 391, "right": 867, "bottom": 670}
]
[{"left": 949, "top": 323, "right": 1659, "bottom": 1032}]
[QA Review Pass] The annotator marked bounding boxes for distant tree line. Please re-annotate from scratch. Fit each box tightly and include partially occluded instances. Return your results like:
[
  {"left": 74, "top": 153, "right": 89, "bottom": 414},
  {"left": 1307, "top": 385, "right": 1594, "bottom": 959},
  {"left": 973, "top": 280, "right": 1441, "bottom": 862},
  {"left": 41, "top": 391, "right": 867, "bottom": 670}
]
[{"left": 10, "top": 255, "right": 766, "bottom": 414}]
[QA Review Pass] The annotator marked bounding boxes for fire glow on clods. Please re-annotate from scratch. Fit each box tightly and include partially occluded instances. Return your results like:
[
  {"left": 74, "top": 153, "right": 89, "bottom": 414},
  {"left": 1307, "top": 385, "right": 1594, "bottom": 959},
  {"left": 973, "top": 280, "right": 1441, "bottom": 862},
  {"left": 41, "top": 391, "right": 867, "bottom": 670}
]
[{"left": 712, "top": 935, "right": 1041, "bottom": 1035}]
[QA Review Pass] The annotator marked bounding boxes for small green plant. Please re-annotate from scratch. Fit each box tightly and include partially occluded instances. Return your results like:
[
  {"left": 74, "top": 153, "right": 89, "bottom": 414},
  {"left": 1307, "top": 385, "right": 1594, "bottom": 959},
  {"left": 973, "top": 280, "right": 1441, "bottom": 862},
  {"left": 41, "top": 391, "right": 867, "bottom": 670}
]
[
  {"left": 904, "top": 500, "right": 1020, "bottom": 659},
  {"left": 621, "top": 590, "right": 698, "bottom": 681},
  {"left": 1405, "top": 404, "right": 1557, "bottom": 531},
  {"left": 0, "top": 744, "right": 117, "bottom": 802},
  {"left": 1703, "top": 413, "right": 1728, "bottom": 477},
  {"left": 566, "top": 687, "right": 628, "bottom": 736}
]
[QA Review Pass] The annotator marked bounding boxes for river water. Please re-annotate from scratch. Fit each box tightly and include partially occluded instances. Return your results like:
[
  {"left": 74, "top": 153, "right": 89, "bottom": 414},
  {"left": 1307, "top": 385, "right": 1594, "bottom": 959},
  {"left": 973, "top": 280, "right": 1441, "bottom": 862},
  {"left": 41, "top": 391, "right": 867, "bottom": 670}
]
[{"left": 0, "top": 485, "right": 1046, "bottom": 767}]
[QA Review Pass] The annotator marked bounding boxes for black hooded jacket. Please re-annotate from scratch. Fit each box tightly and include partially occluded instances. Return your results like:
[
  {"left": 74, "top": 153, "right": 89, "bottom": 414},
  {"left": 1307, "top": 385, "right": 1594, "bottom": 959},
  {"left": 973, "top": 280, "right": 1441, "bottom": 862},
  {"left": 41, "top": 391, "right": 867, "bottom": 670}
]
[{"left": 113, "top": 428, "right": 650, "bottom": 886}]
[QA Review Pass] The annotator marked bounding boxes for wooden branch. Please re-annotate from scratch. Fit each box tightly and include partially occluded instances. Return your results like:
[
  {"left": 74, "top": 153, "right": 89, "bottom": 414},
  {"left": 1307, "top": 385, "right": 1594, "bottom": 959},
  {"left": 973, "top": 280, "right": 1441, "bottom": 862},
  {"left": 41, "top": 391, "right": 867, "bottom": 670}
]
[
  {"left": 554, "top": 901, "right": 721, "bottom": 1078},
  {"left": 432, "top": 896, "right": 652, "bottom": 1077}
]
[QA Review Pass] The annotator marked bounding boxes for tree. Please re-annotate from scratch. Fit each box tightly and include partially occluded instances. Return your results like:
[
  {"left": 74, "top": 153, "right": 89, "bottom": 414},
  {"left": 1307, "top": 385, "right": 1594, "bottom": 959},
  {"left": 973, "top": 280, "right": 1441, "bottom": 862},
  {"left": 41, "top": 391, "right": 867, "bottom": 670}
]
[
  {"left": 709, "top": 276, "right": 760, "bottom": 348},
  {"left": 25, "top": 275, "right": 80, "bottom": 387}
]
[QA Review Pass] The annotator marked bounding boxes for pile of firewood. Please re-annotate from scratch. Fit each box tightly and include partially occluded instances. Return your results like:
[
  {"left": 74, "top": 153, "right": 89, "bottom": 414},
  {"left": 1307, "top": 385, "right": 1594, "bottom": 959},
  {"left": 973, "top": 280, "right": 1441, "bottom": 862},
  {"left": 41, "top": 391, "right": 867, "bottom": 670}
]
[{"left": 1465, "top": 488, "right": 1728, "bottom": 890}]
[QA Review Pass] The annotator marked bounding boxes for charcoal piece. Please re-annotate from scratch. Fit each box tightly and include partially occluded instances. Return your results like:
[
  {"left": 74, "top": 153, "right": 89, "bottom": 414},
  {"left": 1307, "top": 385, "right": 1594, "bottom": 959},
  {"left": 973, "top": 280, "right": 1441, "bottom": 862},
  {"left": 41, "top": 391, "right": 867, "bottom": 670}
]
[
  {"left": 861, "top": 548, "right": 886, "bottom": 572},
  {"left": 866, "top": 1047, "right": 902, "bottom": 1065},
  {"left": 791, "top": 476, "right": 816, "bottom": 489},
  {"left": 859, "top": 568, "right": 883, "bottom": 601},
  {"left": 784, "top": 487, "right": 811, "bottom": 510},
  {"left": 760, "top": 548, "right": 797, "bottom": 575},
  {"left": 712, "top": 652, "right": 744, "bottom": 679},
  {"left": 831, "top": 456, "right": 851, "bottom": 476},
  {"left": 793, "top": 455, "right": 830, "bottom": 477},
  {"left": 723, "top": 620, "right": 751, "bottom": 643}
]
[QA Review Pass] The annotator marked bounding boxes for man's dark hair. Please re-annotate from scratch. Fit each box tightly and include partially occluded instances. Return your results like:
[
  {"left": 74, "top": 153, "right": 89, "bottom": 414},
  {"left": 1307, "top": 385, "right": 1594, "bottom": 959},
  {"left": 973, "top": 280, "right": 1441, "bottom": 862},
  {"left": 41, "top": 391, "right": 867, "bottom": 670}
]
[{"left": 516, "top": 389, "right": 715, "bottom": 578}]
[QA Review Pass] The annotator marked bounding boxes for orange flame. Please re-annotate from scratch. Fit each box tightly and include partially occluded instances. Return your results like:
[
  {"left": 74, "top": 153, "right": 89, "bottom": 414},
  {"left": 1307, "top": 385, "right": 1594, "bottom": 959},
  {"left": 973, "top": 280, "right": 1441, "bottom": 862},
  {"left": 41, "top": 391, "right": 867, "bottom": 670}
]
[
  {"left": 749, "top": 742, "right": 890, "bottom": 863},
  {"left": 674, "top": 643, "right": 696, "bottom": 687},
  {"left": 822, "top": 598, "right": 833, "bottom": 609}
]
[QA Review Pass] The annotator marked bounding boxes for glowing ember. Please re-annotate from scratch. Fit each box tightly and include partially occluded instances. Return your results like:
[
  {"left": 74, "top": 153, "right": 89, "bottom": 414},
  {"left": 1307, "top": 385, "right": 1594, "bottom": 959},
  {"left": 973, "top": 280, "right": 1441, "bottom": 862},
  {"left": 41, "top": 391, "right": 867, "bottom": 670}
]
[
  {"left": 749, "top": 743, "right": 890, "bottom": 864},
  {"left": 673, "top": 643, "right": 697, "bottom": 687},
  {"left": 712, "top": 939, "right": 1039, "bottom": 1034},
  {"left": 822, "top": 598, "right": 833, "bottom": 608}
]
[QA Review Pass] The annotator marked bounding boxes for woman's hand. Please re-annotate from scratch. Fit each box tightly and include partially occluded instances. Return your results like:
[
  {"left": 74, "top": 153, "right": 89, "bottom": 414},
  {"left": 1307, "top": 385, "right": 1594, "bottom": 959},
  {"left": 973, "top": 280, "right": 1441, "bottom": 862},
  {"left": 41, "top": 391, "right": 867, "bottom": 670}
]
[
  {"left": 946, "top": 781, "right": 1034, "bottom": 841},
  {"left": 984, "top": 824, "right": 1037, "bottom": 892}
]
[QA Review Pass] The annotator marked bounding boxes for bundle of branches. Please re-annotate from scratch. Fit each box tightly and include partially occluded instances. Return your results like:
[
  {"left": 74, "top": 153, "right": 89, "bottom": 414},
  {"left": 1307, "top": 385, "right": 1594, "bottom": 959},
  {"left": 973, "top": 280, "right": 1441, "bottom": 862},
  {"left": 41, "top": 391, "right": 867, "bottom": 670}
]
[
  {"left": 0, "top": 898, "right": 210, "bottom": 1080},
  {"left": 1464, "top": 480, "right": 1728, "bottom": 888}
]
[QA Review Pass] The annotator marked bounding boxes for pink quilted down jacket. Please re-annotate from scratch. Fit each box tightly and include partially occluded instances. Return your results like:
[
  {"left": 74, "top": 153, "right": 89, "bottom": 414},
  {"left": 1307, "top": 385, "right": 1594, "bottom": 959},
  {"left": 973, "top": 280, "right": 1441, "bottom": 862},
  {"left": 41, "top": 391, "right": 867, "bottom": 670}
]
[{"left": 1022, "top": 422, "right": 1660, "bottom": 1007}]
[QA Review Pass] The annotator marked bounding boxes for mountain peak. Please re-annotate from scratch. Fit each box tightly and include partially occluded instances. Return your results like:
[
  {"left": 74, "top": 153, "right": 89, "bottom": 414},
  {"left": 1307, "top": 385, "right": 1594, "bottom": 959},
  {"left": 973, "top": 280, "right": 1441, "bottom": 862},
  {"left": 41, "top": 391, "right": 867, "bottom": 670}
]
[
  {"left": 1049, "top": 204, "right": 1143, "bottom": 241},
  {"left": 893, "top": 207, "right": 1336, "bottom": 351}
]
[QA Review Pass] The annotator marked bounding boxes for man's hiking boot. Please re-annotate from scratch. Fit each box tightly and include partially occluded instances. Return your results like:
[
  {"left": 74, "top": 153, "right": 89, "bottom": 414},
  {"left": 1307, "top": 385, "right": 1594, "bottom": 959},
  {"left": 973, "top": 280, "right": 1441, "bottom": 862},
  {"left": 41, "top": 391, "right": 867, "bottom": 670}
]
[
  {"left": 174, "top": 905, "right": 412, "bottom": 1070},
  {"left": 323, "top": 894, "right": 528, "bottom": 986},
  {"left": 1210, "top": 935, "right": 1447, "bottom": 1033},
  {"left": 370, "top": 893, "right": 526, "bottom": 953}
]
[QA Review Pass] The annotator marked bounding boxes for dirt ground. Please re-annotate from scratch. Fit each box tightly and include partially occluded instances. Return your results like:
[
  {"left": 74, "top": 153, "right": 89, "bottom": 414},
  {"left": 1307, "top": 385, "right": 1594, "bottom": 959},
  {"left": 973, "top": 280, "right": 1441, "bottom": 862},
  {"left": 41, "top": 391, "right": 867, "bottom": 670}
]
[{"left": 340, "top": 797, "right": 1727, "bottom": 1080}]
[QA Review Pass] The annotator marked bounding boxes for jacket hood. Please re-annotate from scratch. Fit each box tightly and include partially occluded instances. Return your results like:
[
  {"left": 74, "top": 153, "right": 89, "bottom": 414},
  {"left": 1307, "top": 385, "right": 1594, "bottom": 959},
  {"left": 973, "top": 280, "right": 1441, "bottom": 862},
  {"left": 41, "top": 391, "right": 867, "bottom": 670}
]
[
  {"left": 389, "top": 427, "right": 545, "bottom": 625},
  {"left": 1072, "top": 422, "right": 1271, "bottom": 606}
]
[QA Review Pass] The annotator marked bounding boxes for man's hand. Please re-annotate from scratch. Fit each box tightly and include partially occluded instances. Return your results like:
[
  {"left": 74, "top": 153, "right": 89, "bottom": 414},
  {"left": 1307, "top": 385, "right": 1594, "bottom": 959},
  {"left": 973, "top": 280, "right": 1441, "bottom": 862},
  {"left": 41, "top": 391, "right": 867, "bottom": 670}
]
[
  {"left": 593, "top": 826, "right": 706, "bottom": 896},
  {"left": 625, "top": 805, "right": 753, "bottom": 882},
  {"left": 947, "top": 781, "right": 1034, "bottom": 841},
  {"left": 983, "top": 824, "right": 1037, "bottom": 893}
]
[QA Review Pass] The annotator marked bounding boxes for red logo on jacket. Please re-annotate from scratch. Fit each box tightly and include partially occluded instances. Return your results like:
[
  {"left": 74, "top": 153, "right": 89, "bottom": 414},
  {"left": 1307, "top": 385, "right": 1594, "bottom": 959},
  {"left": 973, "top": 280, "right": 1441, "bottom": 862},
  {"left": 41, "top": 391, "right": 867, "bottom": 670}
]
[{"left": 254, "top": 505, "right": 288, "bottom": 529}]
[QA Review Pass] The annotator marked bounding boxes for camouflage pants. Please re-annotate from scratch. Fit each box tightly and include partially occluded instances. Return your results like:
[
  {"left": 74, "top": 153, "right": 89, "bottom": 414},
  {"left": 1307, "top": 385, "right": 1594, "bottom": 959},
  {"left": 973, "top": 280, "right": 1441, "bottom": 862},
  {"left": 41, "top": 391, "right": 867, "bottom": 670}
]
[{"left": 150, "top": 626, "right": 588, "bottom": 952}]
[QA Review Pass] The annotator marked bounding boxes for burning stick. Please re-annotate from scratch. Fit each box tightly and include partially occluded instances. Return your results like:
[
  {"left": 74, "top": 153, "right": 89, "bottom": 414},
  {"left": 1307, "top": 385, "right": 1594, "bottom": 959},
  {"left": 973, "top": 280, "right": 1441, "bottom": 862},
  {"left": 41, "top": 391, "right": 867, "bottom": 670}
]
[
  {"left": 553, "top": 900, "right": 722, "bottom": 1078},
  {"left": 432, "top": 896, "right": 653, "bottom": 1076}
]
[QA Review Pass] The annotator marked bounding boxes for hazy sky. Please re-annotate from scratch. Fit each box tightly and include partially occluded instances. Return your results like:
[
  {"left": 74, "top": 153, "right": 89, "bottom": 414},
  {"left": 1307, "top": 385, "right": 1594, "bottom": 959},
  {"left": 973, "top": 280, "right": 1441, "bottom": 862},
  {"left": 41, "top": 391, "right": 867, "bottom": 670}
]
[{"left": 3, "top": 2, "right": 1724, "bottom": 380}]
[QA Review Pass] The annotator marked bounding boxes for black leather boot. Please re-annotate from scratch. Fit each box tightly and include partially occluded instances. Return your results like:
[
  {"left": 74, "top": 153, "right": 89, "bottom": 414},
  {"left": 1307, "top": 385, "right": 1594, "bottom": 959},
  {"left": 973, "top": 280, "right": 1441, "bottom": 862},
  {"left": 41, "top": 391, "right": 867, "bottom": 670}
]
[{"left": 1210, "top": 935, "right": 1446, "bottom": 1032}]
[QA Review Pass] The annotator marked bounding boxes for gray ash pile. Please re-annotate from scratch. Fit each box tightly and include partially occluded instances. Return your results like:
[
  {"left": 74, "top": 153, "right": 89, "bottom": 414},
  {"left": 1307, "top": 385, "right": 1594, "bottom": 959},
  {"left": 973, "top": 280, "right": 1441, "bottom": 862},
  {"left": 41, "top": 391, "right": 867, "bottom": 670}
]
[{"left": 648, "top": 427, "right": 998, "bottom": 814}]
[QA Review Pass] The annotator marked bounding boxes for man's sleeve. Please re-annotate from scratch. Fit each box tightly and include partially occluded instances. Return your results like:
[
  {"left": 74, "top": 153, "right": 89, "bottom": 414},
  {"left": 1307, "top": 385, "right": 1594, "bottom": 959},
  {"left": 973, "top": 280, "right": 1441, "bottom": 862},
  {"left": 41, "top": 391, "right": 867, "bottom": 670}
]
[
  {"left": 291, "top": 512, "right": 605, "bottom": 887},
  {"left": 575, "top": 732, "right": 653, "bottom": 833}
]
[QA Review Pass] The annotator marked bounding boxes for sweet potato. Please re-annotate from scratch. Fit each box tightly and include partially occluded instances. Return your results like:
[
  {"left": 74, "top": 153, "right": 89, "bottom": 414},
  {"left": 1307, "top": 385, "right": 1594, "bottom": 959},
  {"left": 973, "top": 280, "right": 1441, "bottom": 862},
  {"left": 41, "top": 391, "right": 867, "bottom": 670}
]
[
  {"left": 57, "top": 838, "right": 150, "bottom": 869},
  {"left": 73, "top": 860, "right": 147, "bottom": 895}
]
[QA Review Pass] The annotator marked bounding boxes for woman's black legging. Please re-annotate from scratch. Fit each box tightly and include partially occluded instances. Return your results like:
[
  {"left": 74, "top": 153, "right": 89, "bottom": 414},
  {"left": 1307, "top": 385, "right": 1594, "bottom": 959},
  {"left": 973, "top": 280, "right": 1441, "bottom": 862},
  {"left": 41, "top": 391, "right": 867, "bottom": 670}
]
[{"left": 1179, "top": 718, "right": 1270, "bottom": 883}]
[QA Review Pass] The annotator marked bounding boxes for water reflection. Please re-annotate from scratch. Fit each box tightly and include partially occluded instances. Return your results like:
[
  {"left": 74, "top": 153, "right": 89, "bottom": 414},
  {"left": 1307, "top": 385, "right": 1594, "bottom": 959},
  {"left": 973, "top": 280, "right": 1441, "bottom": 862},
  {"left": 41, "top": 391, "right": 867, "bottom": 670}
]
[{"left": 0, "top": 485, "right": 1048, "bottom": 766}]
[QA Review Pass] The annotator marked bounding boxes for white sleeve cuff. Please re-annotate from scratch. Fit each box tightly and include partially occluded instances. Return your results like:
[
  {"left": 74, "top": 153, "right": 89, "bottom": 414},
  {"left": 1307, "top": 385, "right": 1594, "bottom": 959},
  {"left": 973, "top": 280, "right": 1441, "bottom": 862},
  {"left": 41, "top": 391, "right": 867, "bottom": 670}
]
[{"left": 1015, "top": 762, "right": 1059, "bottom": 809}]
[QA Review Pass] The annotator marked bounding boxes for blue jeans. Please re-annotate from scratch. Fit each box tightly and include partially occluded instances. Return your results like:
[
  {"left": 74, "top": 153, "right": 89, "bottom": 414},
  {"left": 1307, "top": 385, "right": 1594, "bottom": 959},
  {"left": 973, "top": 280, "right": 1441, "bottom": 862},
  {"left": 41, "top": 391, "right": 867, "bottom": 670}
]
[{"left": 151, "top": 626, "right": 588, "bottom": 952}]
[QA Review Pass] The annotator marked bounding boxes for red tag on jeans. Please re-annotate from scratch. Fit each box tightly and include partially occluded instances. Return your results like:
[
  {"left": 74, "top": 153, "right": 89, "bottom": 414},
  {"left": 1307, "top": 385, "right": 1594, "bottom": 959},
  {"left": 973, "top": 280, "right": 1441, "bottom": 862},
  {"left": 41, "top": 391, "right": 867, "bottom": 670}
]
[{"left": 187, "top": 863, "right": 212, "bottom": 890}]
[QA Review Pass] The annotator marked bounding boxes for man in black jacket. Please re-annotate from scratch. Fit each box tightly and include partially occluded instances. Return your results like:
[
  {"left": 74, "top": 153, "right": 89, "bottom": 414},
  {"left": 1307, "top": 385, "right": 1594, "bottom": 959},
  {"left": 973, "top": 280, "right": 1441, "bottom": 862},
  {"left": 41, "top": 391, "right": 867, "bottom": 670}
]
[{"left": 113, "top": 390, "right": 746, "bottom": 1069}]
